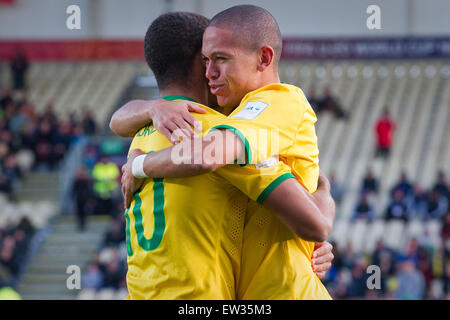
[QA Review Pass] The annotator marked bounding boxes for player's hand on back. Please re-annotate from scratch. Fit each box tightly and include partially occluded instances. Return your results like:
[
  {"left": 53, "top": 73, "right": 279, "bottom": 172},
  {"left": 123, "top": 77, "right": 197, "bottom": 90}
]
[
  {"left": 150, "top": 99, "right": 206, "bottom": 144},
  {"left": 317, "top": 170, "right": 331, "bottom": 193},
  {"left": 122, "top": 148, "right": 146, "bottom": 209},
  {"left": 311, "top": 241, "right": 334, "bottom": 279}
]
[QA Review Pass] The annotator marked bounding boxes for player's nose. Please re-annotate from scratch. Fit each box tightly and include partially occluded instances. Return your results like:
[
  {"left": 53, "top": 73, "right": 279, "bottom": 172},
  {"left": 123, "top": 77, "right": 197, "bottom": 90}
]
[{"left": 205, "top": 62, "right": 219, "bottom": 80}]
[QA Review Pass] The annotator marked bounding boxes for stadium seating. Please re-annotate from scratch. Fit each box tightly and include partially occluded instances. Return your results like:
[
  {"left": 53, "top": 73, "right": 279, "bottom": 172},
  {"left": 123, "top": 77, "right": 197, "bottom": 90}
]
[
  {"left": 3, "top": 61, "right": 148, "bottom": 126},
  {"left": 279, "top": 60, "right": 448, "bottom": 229},
  {"left": 0, "top": 199, "right": 57, "bottom": 230}
]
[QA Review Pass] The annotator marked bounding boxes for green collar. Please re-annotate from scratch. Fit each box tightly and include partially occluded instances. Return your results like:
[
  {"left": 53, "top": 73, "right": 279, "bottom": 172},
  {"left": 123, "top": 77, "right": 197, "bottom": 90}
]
[{"left": 160, "top": 95, "right": 197, "bottom": 103}]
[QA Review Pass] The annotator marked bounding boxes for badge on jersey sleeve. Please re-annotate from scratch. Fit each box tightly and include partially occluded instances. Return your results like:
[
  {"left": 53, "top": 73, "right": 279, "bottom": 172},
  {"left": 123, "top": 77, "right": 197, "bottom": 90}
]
[
  {"left": 254, "top": 155, "right": 278, "bottom": 169},
  {"left": 231, "top": 101, "right": 269, "bottom": 120}
]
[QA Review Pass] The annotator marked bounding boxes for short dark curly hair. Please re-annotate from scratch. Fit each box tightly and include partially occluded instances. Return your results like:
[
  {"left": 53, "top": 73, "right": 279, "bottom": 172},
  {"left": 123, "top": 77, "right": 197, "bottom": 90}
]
[{"left": 144, "top": 12, "right": 209, "bottom": 89}]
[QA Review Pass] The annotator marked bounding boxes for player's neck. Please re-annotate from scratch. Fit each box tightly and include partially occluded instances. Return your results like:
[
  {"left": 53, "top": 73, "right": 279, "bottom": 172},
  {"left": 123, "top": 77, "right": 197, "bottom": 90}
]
[
  {"left": 260, "top": 69, "right": 281, "bottom": 86},
  {"left": 159, "top": 86, "right": 207, "bottom": 105},
  {"left": 247, "top": 70, "right": 281, "bottom": 94}
]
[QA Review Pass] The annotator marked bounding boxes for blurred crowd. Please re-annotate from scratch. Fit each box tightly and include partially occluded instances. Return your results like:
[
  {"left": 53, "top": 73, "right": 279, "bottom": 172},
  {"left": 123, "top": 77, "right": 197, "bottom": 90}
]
[
  {"left": 350, "top": 171, "right": 449, "bottom": 222},
  {"left": 326, "top": 171, "right": 450, "bottom": 299},
  {"left": 0, "top": 87, "right": 99, "bottom": 201},
  {"left": 308, "top": 86, "right": 348, "bottom": 120},
  {"left": 1, "top": 52, "right": 101, "bottom": 289},
  {"left": 324, "top": 214, "right": 450, "bottom": 299},
  {"left": 81, "top": 213, "right": 128, "bottom": 292},
  {"left": 0, "top": 217, "right": 35, "bottom": 287}
]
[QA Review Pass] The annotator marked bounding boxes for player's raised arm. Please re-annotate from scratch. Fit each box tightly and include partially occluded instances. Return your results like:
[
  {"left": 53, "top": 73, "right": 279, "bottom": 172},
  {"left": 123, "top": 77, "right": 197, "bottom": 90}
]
[
  {"left": 121, "top": 129, "right": 243, "bottom": 207},
  {"left": 109, "top": 99, "right": 205, "bottom": 139},
  {"left": 129, "top": 128, "right": 245, "bottom": 178}
]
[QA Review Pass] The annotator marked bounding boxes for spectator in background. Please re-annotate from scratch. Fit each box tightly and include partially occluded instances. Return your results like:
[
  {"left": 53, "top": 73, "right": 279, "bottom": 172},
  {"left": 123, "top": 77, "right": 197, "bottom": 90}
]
[
  {"left": 0, "top": 88, "right": 13, "bottom": 110},
  {"left": 441, "top": 211, "right": 450, "bottom": 242},
  {"left": 9, "top": 102, "right": 30, "bottom": 137},
  {"left": 308, "top": 87, "right": 321, "bottom": 113},
  {"left": 67, "top": 112, "right": 79, "bottom": 133},
  {"left": 395, "top": 258, "right": 425, "bottom": 300},
  {"left": 346, "top": 258, "right": 369, "bottom": 298},
  {"left": 401, "top": 238, "right": 420, "bottom": 266},
  {"left": 371, "top": 240, "right": 396, "bottom": 277},
  {"left": 0, "top": 235, "right": 19, "bottom": 278},
  {"left": 317, "top": 86, "right": 347, "bottom": 119},
  {"left": 34, "top": 119, "right": 54, "bottom": 170},
  {"left": 10, "top": 50, "right": 29, "bottom": 91},
  {"left": 0, "top": 172, "right": 12, "bottom": 198},
  {"left": 41, "top": 102, "right": 57, "bottom": 125},
  {"left": 443, "top": 260, "right": 450, "bottom": 297},
  {"left": 329, "top": 173, "right": 344, "bottom": 205},
  {"left": 424, "top": 190, "right": 448, "bottom": 220},
  {"left": 0, "top": 142, "right": 9, "bottom": 164},
  {"left": 92, "top": 158, "right": 120, "bottom": 216},
  {"left": 416, "top": 246, "right": 435, "bottom": 291},
  {"left": 374, "top": 108, "right": 395, "bottom": 159},
  {"left": 385, "top": 189, "right": 410, "bottom": 222},
  {"left": 72, "top": 168, "right": 92, "bottom": 232},
  {"left": 378, "top": 255, "right": 395, "bottom": 295},
  {"left": 341, "top": 242, "right": 358, "bottom": 270},
  {"left": 81, "top": 109, "right": 97, "bottom": 136},
  {"left": 361, "top": 169, "right": 379, "bottom": 195},
  {"left": 412, "top": 185, "right": 427, "bottom": 219},
  {"left": 20, "top": 121, "right": 37, "bottom": 152},
  {"left": 52, "top": 121, "right": 73, "bottom": 166},
  {"left": 391, "top": 172, "right": 414, "bottom": 202},
  {"left": 2, "top": 154, "right": 22, "bottom": 200},
  {"left": 11, "top": 229, "right": 28, "bottom": 274},
  {"left": 352, "top": 193, "right": 375, "bottom": 222},
  {"left": 102, "top": 258, "right": 123, "bottom": 290},
  {"left": 15, "top": 93, "right": 36, "bottom": 120},
  {"left": 81, "top": 262, "right": 103, "bottom": 290},
  {"left": 0, "top": 285, "right": 21, "bottom": 300},
  {"left": 440, "top": 212, "right": 450, "bottom": 294},
  {"left": 433, "top": 171, "right": 449, "bottom": 201},
  {"left": 0, "top": 143, "right": 14, "bottom": 199},
  {"left": 103, "top": 216, "right": 126, "bottom": 247}
]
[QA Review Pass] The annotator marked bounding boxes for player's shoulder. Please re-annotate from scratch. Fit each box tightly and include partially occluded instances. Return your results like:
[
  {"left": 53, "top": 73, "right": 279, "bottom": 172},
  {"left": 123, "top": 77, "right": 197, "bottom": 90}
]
[
  {"left": 178, "top": 100, "right": 225, "bottom": 124},
  {"left": 246, "top": 82, "right": 306, "bottom": 98},
  {"left": 183, "top": 101, "right": 228, "bottom": 133},
  {"left": 243, "top": 83, "right": 309, "bottom": 110},
  {"left": 191, "top": 102, "right": 226, "bottom": 118}
]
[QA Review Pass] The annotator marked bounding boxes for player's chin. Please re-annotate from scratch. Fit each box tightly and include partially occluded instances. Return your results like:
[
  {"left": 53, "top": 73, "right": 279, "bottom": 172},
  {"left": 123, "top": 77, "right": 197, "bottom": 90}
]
[{"left": 217, "top": 95, "right": 236, "bottom": 109}]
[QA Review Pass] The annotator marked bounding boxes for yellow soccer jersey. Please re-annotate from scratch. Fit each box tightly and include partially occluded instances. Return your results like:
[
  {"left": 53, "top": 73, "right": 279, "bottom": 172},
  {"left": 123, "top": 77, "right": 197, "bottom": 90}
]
[
  {"left": 210, "top": 83, "right": 319, "bottom": 193},
  {"left": 124, "top": 95, "right": 295, "bottom": 300},
  {"left": 210, "top": 83, "right": 330, "bottom": 299}
]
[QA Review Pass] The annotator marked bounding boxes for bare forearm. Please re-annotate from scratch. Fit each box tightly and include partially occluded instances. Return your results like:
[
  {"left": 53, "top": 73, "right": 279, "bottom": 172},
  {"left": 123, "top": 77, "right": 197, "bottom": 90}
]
[
  {"left": 263, "top": 179, "right": 334, "bottom": 242},
  {"left": 141, "top": 145, "right": 210, "bottom": 178},
  {"left": 311, "top": 189, "right": 335, "bottom": 230},
  {"left": 109, "top": 100, "right": 152, "bottom": 137},
  {"left": 139, "top": 130, "right": 245, "bottom": 178}
]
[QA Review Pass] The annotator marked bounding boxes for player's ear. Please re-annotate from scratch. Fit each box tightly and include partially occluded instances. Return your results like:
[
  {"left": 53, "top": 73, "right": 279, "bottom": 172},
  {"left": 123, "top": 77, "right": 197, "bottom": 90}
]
[{"left": 257, "top": 45, "right": 275, "bottom": 72}]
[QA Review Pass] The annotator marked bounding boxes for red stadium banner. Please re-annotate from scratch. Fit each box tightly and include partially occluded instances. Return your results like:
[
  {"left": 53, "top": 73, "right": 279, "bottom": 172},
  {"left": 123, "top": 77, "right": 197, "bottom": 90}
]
[
  {"left": 0, "top": 0, "right": 15, "bottom": 4},
  {"left": 0, "top": 40, "right": 145, "bottom": 61},
  {"left": 1, "top": 37, "right": 450, "bottom": 61}
]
